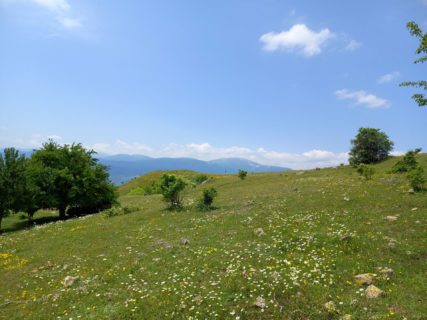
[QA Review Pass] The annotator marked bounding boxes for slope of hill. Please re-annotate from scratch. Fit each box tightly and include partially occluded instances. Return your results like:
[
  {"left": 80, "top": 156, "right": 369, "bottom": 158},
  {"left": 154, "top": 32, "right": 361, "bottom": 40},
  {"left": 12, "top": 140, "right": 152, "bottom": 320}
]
[{"left": 1, "top": 154, "right": 426, "bottom": 319}]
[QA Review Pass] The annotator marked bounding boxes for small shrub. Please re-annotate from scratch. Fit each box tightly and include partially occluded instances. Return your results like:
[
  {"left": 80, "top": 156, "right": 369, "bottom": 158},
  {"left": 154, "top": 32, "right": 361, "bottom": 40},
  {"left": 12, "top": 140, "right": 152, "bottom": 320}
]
[
  {"left": 391, "top": 149, "right": 421, "bottom": 173},
  {"left": 103, "top": 206, "right": 123, "bottom": 218},
  {"left": 197, "top": 187, "right": 218, "bottom": 211},
  {"left": 128, "top": 186, "right": 145, "bottom": 196},
  {"left": 407, "top": 166, "right": 425, "bottom": 192},
  {"left": 144, "top": 181, "right": 161, "bottom": 195},
  {"left": 238, "top": 169, "right": 248, "bottom": 180},
  {"left": 103, "top": 206, "right": 139, "bottom": 218},
  {"left": 160, "top": 174, "right": 187, "bottom": 209},
  {"left": 194, "top": 174, "right": 209, "bottom": 185},
  {"left": 357, "top": 164, "right": 375, "bottom": 180}
]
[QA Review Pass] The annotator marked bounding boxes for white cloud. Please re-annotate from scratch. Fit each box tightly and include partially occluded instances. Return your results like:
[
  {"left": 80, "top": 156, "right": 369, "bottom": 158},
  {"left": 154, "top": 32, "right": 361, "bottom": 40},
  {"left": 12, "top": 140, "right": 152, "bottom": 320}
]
[
  {"left": 91, "top": 140, "right": 153, "bottom": 155},
  {"left": 57, "top": 16, "right": 81, "bottom": 28},
  {"left": 3, "top": 0, "right": 82, "bottom": 29},
  {"left": 378, "top": 72, "right": 400, "bottom": 84},
  {"left": 87, "top": 141, "right": 349, "bottom": 170},
  {"left": 335, "top": 89, "right": 390, "bottom": 108},
  {"left": 260, "top": 24, "right": 334, "bottom": 57},
  {"left": 345, "top": 39, "right": 362, "bottom": 51},
  {"left": 32, "top": 0, "right": 70, "bottom": 12}
]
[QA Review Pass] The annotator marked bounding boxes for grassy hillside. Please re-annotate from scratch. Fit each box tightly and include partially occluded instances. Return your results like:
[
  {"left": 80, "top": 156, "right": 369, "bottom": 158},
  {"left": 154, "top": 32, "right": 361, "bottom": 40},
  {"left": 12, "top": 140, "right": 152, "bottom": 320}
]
[{"left": 1, "top": 155, "right": 426, "bottom": 319}]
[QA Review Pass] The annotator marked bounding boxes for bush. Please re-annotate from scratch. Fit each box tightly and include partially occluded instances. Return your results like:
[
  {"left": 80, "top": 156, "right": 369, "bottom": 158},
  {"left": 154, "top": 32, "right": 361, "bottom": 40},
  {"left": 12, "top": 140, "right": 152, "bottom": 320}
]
[
  {"left": 144, "top": 181, "right": 161, "bottom": 195},
  {"left": 238, "top": 169, "right": 248, "bottom": 180},
  {"left": 194, "top": 174, "right": 209, "bottom": 185},
  {"left": 349, "top": 128, "right": 394, "bottom": 166},
  {"left": 407, "top": 166, "right": 425, "bottom": 192},
  {"left": 160, "top": 174, "right": 187, "bottom": 209},
  {"left": 357, "top": 164, "right": 375, "bottom": 180},
  {"left": 128, "top": 186, "right": 145, "bottom": 195},
  {"left": 103, "top": 206, "right": 139, "bottom": 218},
  {"left": 391, "top": 149, "right": 421, "bottom": 173},
  {"left": 197, "top": 187, "right": 218, "bottom": 211}
]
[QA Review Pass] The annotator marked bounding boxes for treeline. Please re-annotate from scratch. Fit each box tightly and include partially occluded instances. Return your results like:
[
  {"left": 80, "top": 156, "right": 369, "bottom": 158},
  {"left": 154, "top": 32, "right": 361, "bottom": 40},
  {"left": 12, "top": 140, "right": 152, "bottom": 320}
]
[{"left": 0, "top": 140, "right": 117, "bottom": 231}]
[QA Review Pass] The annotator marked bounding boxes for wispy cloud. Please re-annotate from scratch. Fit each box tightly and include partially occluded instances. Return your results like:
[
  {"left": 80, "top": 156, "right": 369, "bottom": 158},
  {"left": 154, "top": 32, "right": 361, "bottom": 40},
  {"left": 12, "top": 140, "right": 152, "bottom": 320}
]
[
  {"left": 378, "top": 72, "right": 400, "bottom": 84},
  {"left": 260, "top": 24, "right": 334, "bottom": 57},
  {"left": 56, "top": 16, "right": 81, "bottom": 29},
  {"left": 33, "top": 0, "right": 70, "bottom": 12},
  {"left": 345, "top": 39, "right": 362, "bottom": 51},
  {"left": 3, "top": 0, "right": 82, "bottom": 29},
  {"left": 335, "top": 89, "right": 390, "bottom": 108}
]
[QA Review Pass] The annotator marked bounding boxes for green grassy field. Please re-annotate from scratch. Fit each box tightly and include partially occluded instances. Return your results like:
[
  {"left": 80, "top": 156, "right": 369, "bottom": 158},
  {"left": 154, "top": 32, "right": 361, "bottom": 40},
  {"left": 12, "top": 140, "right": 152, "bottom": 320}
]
[{"left": 1, "top": 155, "right": 426, "bottom": 319}]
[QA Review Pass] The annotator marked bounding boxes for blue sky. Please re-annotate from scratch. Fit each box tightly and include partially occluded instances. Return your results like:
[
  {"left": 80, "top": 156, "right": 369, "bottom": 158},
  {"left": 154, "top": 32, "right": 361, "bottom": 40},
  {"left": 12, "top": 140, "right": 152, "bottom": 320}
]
[{"left": 1, "top": 0, "right": 426, "bottom": 168}]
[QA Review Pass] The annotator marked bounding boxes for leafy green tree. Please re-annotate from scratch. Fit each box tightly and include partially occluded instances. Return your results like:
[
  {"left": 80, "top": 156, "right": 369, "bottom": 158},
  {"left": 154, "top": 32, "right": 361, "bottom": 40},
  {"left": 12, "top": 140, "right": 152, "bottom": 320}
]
[
  {"left": 30, "top": 140, "right": 117, "bottom": 218},
  {"left": 400, "top": 21, "right": 427, "bottom": 107},
  {"left": 160, "top": 174, "right": 187, "bottom": 209},
  {"left": 238, "top": 169, "right": 248, "bottom": 180},
  {"left": 391, "top": 149, "right": 421, "bottom": 173},
  {"left": 349, "top": 128, "right": 394, "bottom": 166},
  {"left": 197, "top": 187, "right": 218, "bottom": 211},
  {"left": 0, "top": 148, "right": 28, "bottom": 231}
]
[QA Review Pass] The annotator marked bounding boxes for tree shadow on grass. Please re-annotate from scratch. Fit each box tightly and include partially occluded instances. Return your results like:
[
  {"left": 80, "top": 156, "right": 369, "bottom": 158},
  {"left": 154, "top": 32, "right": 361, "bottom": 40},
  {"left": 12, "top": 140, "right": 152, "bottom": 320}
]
[{"left": 2, "top": 213, "right": 63, "bottom": 234}]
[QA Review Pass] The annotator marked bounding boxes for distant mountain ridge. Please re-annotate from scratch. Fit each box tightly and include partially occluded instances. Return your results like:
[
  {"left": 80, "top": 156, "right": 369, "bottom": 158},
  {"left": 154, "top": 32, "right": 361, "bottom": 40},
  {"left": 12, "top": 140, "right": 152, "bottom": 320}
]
[
  {"left": 1, "top": 149, "right": 290, "bottom": 185},
  {"left": 98, "top": 155, "right": 290, "bottom": 184}
]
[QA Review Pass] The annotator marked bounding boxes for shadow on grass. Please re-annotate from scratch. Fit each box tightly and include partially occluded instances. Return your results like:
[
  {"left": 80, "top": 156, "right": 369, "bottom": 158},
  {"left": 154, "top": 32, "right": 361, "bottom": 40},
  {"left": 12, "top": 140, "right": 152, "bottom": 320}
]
[{"left": 2, "top": 214, "right": 63, "bottom": 234}]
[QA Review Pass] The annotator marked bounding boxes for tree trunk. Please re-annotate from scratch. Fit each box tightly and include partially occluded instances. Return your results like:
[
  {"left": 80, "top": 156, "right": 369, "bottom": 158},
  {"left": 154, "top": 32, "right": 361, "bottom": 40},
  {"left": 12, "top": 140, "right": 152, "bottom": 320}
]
[
  {"left": 28, "top": 210, "right": 36, "bottom": 226},
  {"left": 59, "top": 206, "right": 66, "bottom": 219}
]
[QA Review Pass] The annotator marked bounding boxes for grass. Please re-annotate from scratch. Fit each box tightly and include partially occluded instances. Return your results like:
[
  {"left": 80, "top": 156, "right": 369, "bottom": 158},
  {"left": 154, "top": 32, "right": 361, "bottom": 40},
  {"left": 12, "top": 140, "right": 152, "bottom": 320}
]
[{"left": 0, "top": 155, "right": 426, "bottom": 319}]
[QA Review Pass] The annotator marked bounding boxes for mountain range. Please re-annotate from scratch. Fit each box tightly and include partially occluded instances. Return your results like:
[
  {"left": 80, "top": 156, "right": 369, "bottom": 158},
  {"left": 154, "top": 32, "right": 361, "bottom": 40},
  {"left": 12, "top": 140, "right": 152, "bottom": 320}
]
[
  {"left": 99, "top": 155, "right": 289, "bottom": 184},
  {"left": 1, "top": 149, "right": 290, "bottom": 185}
]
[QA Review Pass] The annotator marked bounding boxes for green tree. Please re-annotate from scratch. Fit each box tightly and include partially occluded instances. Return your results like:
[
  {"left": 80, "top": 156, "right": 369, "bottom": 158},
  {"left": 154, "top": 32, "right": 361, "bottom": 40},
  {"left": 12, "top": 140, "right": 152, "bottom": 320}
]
[
  {"left": 197, "top": 187, "right": 218, "bottom": 211},
  {"left": 160, "top": 174, "right": 187, "bottom": 209},
  {"left": 400, "top": 21, "right": 427, "bottom": 107},
  {"left": 0, "top": 148, "right": 28, "bottom": 231},
  {"left": 238, "top": 169, "right": 248, "bottom": 180},
  {"left": 29, "top": 140, "right": 117, "bottom": 218},
  {"left": 391, "top": 149, "right": 421, "bottom": 173},
  {"left": 349, "top": 128, "right": 394, "bottom": 166}
]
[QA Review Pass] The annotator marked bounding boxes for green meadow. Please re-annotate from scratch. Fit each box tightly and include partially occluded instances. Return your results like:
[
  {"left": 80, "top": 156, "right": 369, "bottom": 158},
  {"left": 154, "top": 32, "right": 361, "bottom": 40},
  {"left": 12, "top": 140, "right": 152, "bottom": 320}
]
[{"left": 1, "top": 155, "right": 426, "bottom": 319}]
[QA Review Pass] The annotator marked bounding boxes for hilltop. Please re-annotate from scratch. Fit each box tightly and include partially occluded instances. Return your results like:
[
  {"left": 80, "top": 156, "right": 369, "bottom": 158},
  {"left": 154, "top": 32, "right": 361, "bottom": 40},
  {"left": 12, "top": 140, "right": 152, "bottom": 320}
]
[{"left": 0, "top": 155, "right": 426, "bottom": 319}]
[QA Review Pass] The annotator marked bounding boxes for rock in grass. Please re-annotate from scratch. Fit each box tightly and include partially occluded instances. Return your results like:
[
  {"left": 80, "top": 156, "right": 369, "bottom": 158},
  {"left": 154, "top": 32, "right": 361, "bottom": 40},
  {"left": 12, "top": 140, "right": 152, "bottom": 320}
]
[
  {"left": 254, "top": 228, "right": 265, "bottom": 237},
  {"left": 180, "top": 238, "right": 190, "bottom": 245},
  {"left": 324, "top": 301, "right": 338, "bottom": 313},
  {"left": 354, "top": 273, "right": 375, "bottom": 285},
  {"left": 379, "top": 268, "right": 394, "bottom": 278},
  {"left": 63, "top": 275, "right": 79, "bottom": 288},
  {"left": 340, "top": 315, "right": 353, "bottom": 320},
  {"left": 365, "top": 285, "right": 384, "bottom": 299},
  {"left": 385, "top": 216, "right": 398, "bottom": 222},
  {"left": 254, "top": 296, "right": 266, "bottom": 308}
]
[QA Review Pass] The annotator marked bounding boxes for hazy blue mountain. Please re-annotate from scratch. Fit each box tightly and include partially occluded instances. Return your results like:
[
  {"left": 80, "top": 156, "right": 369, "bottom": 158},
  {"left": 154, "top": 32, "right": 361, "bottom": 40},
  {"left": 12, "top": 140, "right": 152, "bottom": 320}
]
[
  {"left": 98, "top": 156, "right": 289, "bottom": 184},
  {"left": 1, "top": 149, "right": 290, "bottom": 185}
]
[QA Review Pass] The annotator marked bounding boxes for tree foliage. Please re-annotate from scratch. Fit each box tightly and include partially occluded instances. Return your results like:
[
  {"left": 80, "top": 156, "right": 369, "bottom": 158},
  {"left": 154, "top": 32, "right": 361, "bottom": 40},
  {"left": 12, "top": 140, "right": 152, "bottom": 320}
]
[
  {"left": 30, "top": 140, "right": 116, "bottom": 218},
  {"left": 197, "top": 187, "right": 218, "bottom": 211},
  {"left": 160, "top": 174, "right": 187, "bottom": 209},
  {"left": 0, "top": 148, "right": 28, "bottom": 231},
  {"left": 400, "top": 21, "right": 427, "bottom": 107},
  {"left": 238, "top": 169, "right": 248, "bottom": 180},
  {"left": 391, "top": 149, "right": 421, "bottom": 173},
  {"left": 349, "top": 128, "right": 394, "bottom": 166}
]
